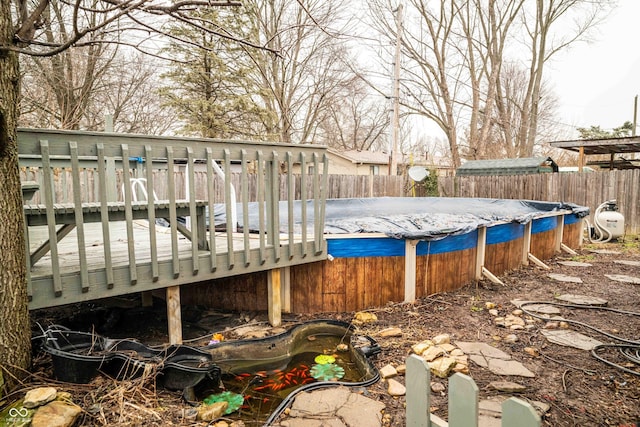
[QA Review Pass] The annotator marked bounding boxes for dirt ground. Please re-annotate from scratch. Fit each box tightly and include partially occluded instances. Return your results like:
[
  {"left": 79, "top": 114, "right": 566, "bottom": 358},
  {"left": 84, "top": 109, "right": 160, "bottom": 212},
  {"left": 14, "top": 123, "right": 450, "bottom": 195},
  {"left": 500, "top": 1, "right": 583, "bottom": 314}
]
[{"left": 17, "top": 238, "right": 640, "bottom": 426}]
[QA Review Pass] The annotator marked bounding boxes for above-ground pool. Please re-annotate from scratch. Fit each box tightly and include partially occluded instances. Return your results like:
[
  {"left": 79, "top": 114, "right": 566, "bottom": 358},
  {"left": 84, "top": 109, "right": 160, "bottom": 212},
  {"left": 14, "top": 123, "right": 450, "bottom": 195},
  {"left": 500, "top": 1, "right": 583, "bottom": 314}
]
[{"left": 184, "top": 197, "right": 588, "bottom": 314}]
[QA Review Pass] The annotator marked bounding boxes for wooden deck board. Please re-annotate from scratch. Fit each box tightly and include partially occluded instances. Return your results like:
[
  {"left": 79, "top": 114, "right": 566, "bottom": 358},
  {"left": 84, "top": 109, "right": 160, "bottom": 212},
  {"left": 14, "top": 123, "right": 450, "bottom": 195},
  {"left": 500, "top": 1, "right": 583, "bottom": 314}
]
[{"left": 28, "top": 221, "right": 268, "bottom": 278}]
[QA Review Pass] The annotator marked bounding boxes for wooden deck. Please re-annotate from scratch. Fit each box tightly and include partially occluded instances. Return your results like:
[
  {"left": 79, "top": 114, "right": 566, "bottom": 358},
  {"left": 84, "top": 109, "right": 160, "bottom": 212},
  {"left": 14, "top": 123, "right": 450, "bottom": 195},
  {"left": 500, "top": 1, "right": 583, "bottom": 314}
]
[
  {"left": 18, "top": 128, "right": 330, "bottom": 338},
  {"left": 27, "top": 221, "right": 312, "bottom": 310}
]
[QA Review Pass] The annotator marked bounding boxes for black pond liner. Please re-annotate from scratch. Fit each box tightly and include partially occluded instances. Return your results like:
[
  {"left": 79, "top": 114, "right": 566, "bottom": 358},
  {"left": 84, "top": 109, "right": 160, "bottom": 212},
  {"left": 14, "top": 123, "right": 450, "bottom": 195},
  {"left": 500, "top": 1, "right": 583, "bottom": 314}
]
[
  {"left": 40, "top": 327, "right": 220, "bottom": 389},
  {"left": 202, "top": 319, "right": 381, "bottom": 426}
]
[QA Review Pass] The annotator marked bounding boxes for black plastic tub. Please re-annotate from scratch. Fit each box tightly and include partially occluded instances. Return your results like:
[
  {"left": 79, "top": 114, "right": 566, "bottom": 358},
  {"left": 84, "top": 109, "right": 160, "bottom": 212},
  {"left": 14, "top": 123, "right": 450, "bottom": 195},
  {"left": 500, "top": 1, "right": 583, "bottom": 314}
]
[
  {"left": 103, "top": 339, "right": 164, "bottom": 380},
  {"left": 158, "top": 345, "right": 221, "bottom": 390},
  {"left": 40, "top": 328, "right": 220, "bottom": 388},
  {"left": 43, "top": 330, "right": 111, "bottom": 384}
]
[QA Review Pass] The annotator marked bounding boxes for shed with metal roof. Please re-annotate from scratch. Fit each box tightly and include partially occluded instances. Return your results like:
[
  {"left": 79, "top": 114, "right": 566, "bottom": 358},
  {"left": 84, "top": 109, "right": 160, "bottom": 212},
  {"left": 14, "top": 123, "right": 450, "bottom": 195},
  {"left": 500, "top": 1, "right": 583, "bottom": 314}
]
[{"left": 456, "top": 157, "right": 559, "bottom": 176}]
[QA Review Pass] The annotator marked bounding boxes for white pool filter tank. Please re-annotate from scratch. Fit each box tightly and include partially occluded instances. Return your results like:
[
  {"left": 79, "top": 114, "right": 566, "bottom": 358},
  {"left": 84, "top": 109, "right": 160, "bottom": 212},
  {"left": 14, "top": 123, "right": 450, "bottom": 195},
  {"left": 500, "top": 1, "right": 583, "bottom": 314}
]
[{"left": 588, "top": 200, "right": 625, "bottom": 242}]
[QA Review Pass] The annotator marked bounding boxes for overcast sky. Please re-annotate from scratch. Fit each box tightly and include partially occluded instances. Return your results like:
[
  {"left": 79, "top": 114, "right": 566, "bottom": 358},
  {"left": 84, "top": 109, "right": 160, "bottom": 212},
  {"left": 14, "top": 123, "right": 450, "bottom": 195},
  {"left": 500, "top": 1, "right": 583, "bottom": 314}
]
[{"left": 548, "top": 0, "right": 640, "bottom": 137}]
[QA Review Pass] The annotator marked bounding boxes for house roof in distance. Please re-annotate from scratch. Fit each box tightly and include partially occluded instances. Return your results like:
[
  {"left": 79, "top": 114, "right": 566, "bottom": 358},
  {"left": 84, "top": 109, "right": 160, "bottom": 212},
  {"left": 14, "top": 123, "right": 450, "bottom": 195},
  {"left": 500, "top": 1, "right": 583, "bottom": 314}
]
[
  {"left": 328, "top": 149, "right": 390, "bottom": 165},
  {"left": 456, "top": 157, "right": 558, "bottom": 176}
]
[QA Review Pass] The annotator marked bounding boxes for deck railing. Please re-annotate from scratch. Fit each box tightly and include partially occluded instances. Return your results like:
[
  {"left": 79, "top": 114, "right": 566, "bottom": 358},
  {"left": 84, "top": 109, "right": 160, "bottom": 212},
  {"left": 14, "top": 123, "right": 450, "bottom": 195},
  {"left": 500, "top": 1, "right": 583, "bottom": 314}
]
[
  {"left": 18, "top": 128, "right": 329, "bottom": 311},
  {"left": 406, "top": 355, "right": 541, "bottom": 427}
]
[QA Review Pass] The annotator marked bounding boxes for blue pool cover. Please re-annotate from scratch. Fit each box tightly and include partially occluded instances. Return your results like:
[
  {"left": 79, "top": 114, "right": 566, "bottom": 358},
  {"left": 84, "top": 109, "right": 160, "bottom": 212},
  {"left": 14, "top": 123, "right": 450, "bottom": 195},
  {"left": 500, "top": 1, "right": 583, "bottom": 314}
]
[{"left": 232, "top": 197, "right": 589, "bottom": 241}]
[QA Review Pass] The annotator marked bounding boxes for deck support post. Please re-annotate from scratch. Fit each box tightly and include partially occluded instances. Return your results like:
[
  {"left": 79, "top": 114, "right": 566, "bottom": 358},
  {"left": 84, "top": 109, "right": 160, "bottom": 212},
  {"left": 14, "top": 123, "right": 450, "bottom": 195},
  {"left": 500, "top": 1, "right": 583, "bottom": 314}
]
[
  {"left": 475, "top": 227, "right": 487, "bottom": 281},
  {"left": 268, "top": 268, "right": 282, "bottom": 327},
  {"left": 404, "top": 240, "right": 418, "bottom": 303},
  {"left": 281, "top": 266, "right": 291, "bottom": 313},
  {"left": 555, "top": 214, "right": 565, "bottom": 253},
  {"left": 527, "top": 253, "right": 551, "bottom": 270},
  {"left": 476, "top": 226, "right": 504, "bottom": 285},
  {"left": 522, "top": 222, "right": 532, "bottom": 266},
  {"left": 561, "top": 243, "right": 577, "bottom": 255},
  {"left": 166, "top": 286, "right": 182, "bottom": 344},
  {"left": 578, "top": 218, "right": 584, "bottom": 248},
  {"left": 523, "top": 219, "right": 551, "bottom": 270}
]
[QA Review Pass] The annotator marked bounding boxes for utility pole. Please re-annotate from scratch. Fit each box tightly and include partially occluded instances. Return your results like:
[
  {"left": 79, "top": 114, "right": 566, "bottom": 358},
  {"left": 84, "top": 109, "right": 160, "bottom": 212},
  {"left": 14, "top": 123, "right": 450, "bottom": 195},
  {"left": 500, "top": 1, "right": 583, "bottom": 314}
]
[
  {"left": 389, "top": 3, "right": 403, "bottom": 176},
  {"left": 633, "top": 95, "right": 637, "bottom": 137},
  {"left": 633, "top": 95, "right": 638, "bottom": 160}
]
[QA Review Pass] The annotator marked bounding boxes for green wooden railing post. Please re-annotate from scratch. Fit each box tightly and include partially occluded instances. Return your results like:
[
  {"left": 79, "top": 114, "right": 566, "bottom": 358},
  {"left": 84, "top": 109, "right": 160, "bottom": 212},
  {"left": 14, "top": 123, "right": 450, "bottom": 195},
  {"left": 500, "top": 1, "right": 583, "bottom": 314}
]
[
  {"left": 502, "top": 397, "right": 541, "bottom": 427},
  {"left": 406, "top": 354, "right": 431, "bottom": 427},
  {"left": 449, "top": 373, "right": 478, "bottom": 427}
]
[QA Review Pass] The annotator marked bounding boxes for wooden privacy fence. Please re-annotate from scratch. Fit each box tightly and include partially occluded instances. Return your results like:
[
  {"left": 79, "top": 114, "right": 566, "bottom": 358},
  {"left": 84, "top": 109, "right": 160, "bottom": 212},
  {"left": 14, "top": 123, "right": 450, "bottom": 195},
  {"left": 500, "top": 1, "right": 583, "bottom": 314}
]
[
  {"left": 406, "top": 355, "right": 540, "bottom": 427},
  {"left": 439, "top": 170, "right": 640, "bottom": 235},
  {"left": 20, "top": 170, "right": 409, "bottom": 204}
]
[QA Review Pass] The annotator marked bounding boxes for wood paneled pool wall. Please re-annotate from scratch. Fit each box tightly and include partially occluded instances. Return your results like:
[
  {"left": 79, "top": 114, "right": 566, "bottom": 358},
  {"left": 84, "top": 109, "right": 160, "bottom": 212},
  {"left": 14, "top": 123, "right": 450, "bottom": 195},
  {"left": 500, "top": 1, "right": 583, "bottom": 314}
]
[{"left": 180, "top": 213, "right": 584, "bottom": 314}]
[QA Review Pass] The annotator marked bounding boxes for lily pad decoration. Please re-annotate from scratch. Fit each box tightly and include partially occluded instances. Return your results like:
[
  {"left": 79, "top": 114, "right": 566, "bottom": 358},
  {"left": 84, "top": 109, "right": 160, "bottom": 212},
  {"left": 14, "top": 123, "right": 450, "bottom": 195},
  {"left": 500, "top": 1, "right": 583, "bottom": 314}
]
[
  {"left": 310, "top": 363, "right": 345, "bottom": 381},
  {"left": 203, "top": 391, "right": 244, "bottom": 414},
  {"left": 314, "top": 354, "right": 336, "bottom": 364}
]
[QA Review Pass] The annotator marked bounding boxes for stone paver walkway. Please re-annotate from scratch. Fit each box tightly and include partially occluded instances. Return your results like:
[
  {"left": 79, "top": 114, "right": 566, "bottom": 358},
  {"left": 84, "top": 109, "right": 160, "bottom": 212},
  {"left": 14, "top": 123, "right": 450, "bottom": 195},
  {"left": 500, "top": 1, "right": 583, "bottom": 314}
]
[
  {"left": 274, "top": 387, "right": 385, "bottom": 427},
  {"left": 455, "top": 342, "right": 535, "bottom": 378}
]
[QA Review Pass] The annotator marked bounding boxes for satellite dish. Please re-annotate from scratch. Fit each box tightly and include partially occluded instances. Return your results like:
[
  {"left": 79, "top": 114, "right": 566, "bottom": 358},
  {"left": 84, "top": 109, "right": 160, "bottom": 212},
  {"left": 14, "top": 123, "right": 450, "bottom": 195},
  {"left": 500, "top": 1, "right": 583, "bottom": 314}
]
[{"left": 408, "top": 166, "right": 429, "bottom": 182}]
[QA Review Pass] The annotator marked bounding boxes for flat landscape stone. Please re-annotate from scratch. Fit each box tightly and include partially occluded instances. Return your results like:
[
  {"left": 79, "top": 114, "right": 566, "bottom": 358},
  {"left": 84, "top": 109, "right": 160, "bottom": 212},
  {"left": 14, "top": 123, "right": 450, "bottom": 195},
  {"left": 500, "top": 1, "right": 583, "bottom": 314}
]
[
  {"left": 541, "top": 329, "right": 603, "bottom": 350},
  {"left": 377, "top": 327, "right": 403, "bottom": 338},
  {"left": 511, "top": 299, "right": 561, "bottom": 314},
  {"left": 456, "top": 342, "right": 511, "bottom": 360},
  {"left": 285, "top": 387, "right": 385, "bottom": 427},
  {"left": 590, "top": 249, "right": 622, "bottom": 254},
  {"left": 457, "top": 342, "right": 534, "bottom": 377},
  {"left": 386, "top": 378, "right": 406, "bottom": 396},
  {"left": 614, "top": 260, "right": 640, "bottom": 267},
  {"left": 479, "top": 357, "right": 535, "bottom": 377},
  {"left": 555, "top": 294, "right": 608, "bottom": 306},
  {"left": 487, "top": 381, "right": 527, "bottom": 393},
  {"left": 479, "top": 396, "right": 550, "bottom": 418},
  {"left": 31, "top": 401, "right": 82, "bottom": 427},
  {"left": 558, "top": 260, "right": 592, "bottom": 267},
  {"left": 604, "top": 274, "right": 640, "bottom": 285},
  {"left": 548, "top": 273, "right": 582, "bottom": 283},
  {"left": 379, "top": 364, "right": 397, "bottom": 379}
]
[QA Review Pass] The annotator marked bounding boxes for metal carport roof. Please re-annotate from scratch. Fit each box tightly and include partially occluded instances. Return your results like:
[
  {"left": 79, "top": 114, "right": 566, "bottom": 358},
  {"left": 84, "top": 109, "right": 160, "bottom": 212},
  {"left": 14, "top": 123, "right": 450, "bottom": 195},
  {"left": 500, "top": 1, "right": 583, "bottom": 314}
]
[{"left": 548, "top": 136, "right": 640, "bottom": 170}]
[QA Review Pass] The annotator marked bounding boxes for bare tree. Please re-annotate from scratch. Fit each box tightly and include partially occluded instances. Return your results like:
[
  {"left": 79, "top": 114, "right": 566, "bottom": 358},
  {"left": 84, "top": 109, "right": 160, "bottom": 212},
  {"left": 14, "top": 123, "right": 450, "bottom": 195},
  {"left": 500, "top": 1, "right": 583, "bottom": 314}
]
[
  {"left": 370, "top": 0, "right": 611, "bottom": 165},
  {"left": 0, "top": 0, "right": 247, "bottom": 388},
  {"left": 493, "top": 61, "right": 560, "bottom": 157},
  {"left": 515, "top": 0, "right": 607, "bottom": 156},
  {"left": 245, "top": 0, "right": 355, "bottom": 143},
  {"left": 316, "top": 75, "right": 389, "bottom": 151},
  {"left": 20, "top": 47, "right": 172, "bottom": 133},
  {"left": 17, "top": 0, "right": 119, "bottom": 129},
  {"left": 84, "top": 53, "right": 176, "bottom": 134}
]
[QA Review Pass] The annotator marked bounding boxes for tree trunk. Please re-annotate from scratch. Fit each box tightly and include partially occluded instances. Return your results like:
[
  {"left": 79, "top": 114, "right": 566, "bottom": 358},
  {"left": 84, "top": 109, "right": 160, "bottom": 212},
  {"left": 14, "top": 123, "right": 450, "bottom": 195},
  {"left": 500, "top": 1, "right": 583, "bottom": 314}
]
[{"left": 0, "top": 2, "right": 32, "bottom": 390}]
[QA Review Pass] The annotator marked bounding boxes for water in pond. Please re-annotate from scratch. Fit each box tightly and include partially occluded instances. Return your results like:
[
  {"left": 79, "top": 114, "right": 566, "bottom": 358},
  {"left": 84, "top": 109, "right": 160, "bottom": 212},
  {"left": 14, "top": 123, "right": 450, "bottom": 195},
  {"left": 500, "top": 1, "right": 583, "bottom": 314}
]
[{"left": 197, "top": 333, "right": 371, "bottom": 425}]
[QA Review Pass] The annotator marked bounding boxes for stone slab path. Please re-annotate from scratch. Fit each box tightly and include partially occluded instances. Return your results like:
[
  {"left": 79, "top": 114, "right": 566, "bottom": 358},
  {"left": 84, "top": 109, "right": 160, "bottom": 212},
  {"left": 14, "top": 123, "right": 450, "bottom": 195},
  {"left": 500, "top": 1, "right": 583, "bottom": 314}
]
[
  {"left": 554, "top": 294, "right": 608, "bottom": 306},
  {"left": 455, "top": 342, "right": 535, "bottom": 378},
  {"left": 614, "top": 260, "right": 640, "bottom": 267},
  {"left": 590, "top": 249, "right": 622, "bottom": 254},
  {"left": 274, "top": 387, "right": 386, "bottom": 427},
  {"left": 557, "top": 260, "right": 592, "bottom": 267},
  {"left": 511, "top": 299, "right": 561, "bottom": 315},
  {"left": 540, "top": 329, "right": 603, "bottom": 351},
  {"left": 605, "top": 274, "right": 640, "bottom": 284},
  {"left": 548, "top": 273, "right": 583, "bottom": 283}
]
